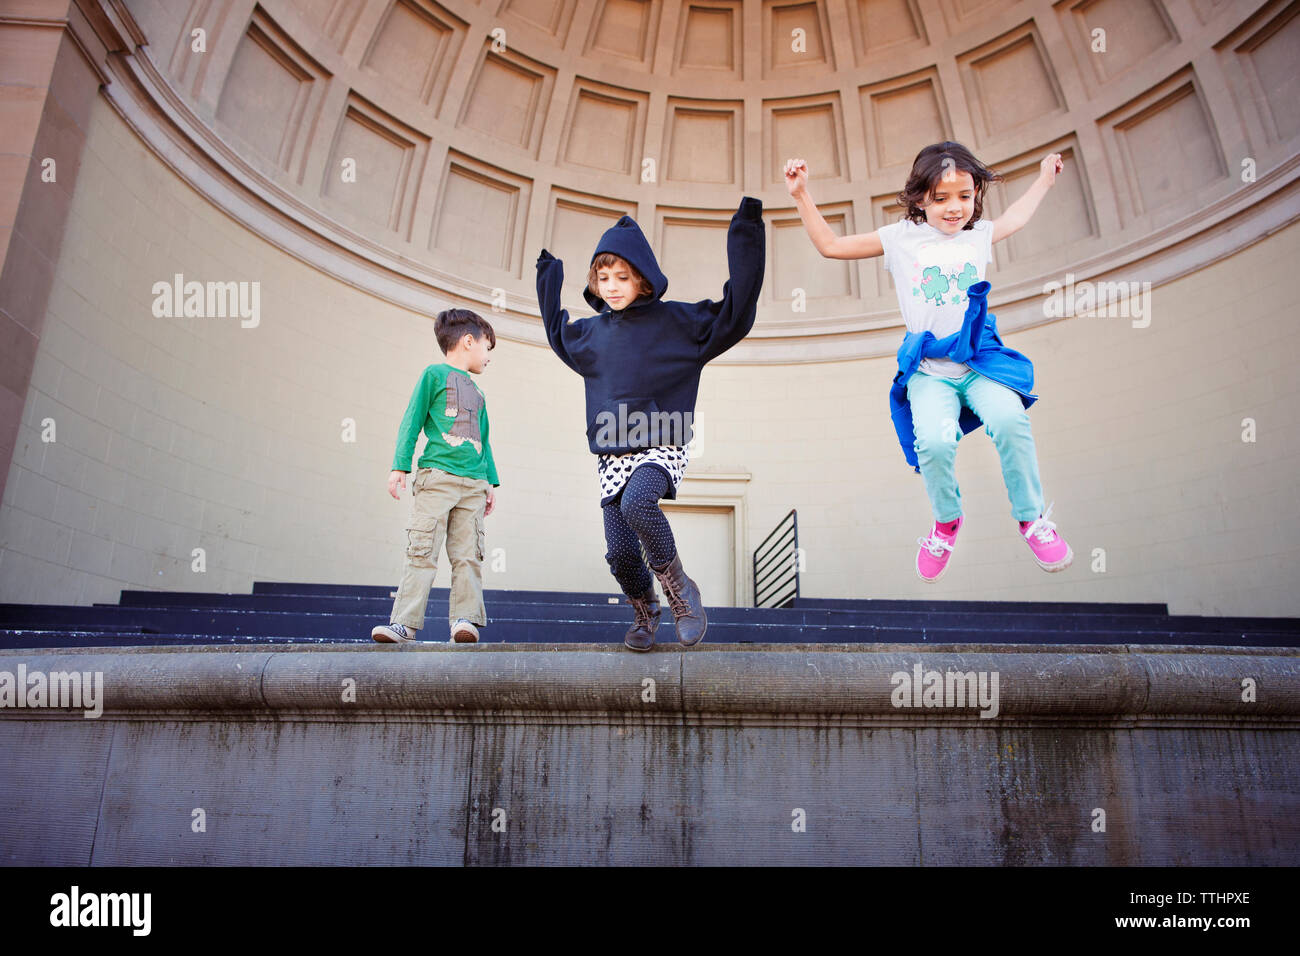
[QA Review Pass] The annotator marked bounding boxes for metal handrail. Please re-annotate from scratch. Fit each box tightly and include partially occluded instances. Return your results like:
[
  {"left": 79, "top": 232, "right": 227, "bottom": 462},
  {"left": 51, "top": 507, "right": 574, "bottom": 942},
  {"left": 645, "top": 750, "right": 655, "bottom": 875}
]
[{"left": 752, "top": 509, "right": 798, "bottom": 608}]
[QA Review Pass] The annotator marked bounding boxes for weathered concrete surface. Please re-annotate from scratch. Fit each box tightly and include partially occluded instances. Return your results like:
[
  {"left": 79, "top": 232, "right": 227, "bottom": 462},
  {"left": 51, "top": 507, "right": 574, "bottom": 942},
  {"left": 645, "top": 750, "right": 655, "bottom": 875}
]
[{"left": 1, "top": 644, "right": 1297, "bottom": 865}]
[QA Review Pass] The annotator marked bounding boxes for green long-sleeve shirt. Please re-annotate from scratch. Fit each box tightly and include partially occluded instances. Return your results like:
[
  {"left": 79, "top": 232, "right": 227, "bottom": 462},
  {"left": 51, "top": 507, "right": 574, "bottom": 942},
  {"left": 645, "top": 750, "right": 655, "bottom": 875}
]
[{"left": 391, "top": 364, "right": 499, "bottom": 485}]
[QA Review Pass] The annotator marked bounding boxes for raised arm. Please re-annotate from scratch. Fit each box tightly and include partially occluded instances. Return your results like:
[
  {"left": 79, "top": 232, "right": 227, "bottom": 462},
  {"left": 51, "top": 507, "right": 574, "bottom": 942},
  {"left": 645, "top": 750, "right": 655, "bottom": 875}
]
[
  {"left": 992, "top": 153, "right": 1062, "bottom": 243},
  {"left": 696, "top": 196, "right": 766, "bottom": 363},
  {"left": 535, "top": 249, "right": 589, "bottom": 375},
  {"left": 784, "top": 158, "right": 883, "bottom": 260}
]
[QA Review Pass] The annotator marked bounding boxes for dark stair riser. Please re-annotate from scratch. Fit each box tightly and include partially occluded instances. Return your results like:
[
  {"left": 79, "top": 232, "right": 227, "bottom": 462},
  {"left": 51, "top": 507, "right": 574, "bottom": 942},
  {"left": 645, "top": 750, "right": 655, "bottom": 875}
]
[
  {"left": 248, "top": 582, "right": 1174, "bottom": 616},
  {"left": 17, "top": 602, "right": 1300, "bottom": 637},
  {"left": 3, "top": 622, "right": 1296, "bottom": 649}
]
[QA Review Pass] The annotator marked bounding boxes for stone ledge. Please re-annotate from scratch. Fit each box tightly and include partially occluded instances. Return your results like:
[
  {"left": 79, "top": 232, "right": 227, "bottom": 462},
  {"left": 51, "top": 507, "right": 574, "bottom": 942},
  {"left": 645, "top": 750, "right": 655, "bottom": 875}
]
[{"left": 1, "top": 644, "right": 1295, "bottom": 718}]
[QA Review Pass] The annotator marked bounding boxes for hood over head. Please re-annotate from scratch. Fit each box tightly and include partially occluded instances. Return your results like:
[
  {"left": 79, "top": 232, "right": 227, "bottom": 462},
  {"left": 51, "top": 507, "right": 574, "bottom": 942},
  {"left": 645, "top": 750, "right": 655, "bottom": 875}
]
[{"left": 584, "top": 215, "right": 669, "bottom": 311}]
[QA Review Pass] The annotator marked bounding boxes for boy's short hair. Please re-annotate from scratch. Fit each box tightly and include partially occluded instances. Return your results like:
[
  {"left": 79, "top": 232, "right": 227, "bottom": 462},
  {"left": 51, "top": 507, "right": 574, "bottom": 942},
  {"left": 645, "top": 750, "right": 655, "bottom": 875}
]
[
  {"left": 586, "top": 254, "right": 655, "bottom": 301},
  {"left": 435, "top": 308, "right": 495, "bottom": 354},
  {"left": 897, "top": 141, "right": 1002, "bottom": 229}
]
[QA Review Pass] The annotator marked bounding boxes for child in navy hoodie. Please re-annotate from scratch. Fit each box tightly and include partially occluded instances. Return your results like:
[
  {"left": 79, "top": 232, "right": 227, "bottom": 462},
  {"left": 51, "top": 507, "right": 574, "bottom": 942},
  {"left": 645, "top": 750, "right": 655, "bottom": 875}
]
[{"left": 536, "top": 197, "right": 765, "bottom": 651}]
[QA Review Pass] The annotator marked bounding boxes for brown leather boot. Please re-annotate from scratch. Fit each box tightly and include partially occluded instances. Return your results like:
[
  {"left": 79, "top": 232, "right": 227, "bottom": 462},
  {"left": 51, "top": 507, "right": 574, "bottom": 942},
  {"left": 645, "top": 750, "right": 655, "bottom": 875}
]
[
  {"left": 624, "top": 589, "right": 661, "bottom": 651},
  {"left": 651, "top": 553, "right": 707, "bottom": 646}
]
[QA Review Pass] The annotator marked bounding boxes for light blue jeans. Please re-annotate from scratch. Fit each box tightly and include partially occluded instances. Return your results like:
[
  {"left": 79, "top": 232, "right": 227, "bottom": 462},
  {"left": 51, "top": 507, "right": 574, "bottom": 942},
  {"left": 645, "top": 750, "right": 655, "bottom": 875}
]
[{"left": 906, "top": 370, "right": 1044, "bottom": 523}]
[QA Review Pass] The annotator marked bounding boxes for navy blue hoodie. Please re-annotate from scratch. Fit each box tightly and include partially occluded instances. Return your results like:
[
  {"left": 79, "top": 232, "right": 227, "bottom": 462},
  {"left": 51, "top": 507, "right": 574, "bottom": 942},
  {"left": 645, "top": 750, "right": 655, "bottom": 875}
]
[{"left": 536, "top": 197, "right": 765, "bottom": 455}]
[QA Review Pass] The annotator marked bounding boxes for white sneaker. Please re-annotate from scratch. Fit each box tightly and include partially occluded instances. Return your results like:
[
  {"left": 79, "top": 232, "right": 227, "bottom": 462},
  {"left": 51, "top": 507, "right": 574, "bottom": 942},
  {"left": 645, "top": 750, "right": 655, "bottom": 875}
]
[
  {"left": 450, "top": 619, "right": 480, "bottom": 644},
  {"left": 372, "top": 622, "right": 416, "bottom": 643}
]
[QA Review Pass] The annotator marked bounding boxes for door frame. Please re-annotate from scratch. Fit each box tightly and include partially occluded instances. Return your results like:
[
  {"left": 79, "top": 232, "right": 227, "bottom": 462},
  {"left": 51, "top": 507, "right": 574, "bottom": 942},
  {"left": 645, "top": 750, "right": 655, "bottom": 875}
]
[{"left": 663, "top": 471, "right": 752, "bottom": 607}]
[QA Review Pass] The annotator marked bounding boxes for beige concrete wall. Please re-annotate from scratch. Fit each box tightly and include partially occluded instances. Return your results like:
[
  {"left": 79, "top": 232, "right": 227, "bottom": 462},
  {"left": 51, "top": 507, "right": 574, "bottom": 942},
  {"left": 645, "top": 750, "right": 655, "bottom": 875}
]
[
  {"left": 0, "top": 1, "right": 109, "bottom": 519},
  {"left": 0, "top": 90, "right": 1296, "bottom": 615}
]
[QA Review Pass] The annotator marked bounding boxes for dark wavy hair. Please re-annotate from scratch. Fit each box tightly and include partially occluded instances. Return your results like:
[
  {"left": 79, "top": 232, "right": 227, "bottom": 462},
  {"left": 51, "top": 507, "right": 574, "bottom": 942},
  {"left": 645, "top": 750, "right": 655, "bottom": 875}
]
[
  {"left": 897, "top": 142, "right": 1002, "bottom": 229},
  {"left": 434, "top": 308, "right": 495, "bottom": 354}
]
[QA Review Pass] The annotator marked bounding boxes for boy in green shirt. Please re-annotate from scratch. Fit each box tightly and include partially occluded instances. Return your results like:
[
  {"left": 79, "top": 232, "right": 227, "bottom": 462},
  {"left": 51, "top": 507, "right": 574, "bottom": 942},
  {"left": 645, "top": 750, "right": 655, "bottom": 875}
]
[{"left": 372, "top": 309, "right": 500, "bottom": 644}]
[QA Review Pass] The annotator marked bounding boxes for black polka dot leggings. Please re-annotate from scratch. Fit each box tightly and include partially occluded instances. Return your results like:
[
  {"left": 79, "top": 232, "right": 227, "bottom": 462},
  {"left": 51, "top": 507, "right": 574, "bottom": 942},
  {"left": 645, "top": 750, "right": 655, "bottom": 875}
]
[{"left": 603, "top": 465, "right": 678, "bottom": 597}]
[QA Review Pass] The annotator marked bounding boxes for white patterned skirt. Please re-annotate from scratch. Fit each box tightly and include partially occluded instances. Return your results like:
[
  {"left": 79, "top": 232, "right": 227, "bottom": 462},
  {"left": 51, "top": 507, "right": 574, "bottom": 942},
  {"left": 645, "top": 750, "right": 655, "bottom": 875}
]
[{"left": 597, "top": 445, "right": 690, "bottom": 506}]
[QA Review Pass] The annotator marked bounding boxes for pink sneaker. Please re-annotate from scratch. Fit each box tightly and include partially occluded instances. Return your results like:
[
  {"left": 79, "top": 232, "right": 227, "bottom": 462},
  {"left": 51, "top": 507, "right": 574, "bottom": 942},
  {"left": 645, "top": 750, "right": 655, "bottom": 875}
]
[
  {"left": 916, "top": 517, "right": 962, "bottom": 582},
  {"left": 1020, "top": 503, "right": 1072, "bottom": 571}
]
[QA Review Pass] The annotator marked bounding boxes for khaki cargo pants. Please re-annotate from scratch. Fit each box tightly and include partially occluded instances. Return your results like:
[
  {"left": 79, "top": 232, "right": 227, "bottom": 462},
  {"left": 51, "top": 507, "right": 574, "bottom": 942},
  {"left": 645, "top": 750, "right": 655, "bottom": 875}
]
[{"left": 391, "top": 466, "right": 491, "bottom": 631}]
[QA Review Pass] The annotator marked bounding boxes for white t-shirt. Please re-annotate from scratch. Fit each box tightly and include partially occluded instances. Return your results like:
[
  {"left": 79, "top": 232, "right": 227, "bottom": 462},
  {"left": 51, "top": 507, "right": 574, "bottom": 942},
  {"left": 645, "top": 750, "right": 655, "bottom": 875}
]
[{"left": 878, "top": 218, "right": 994, "bottom": 378}]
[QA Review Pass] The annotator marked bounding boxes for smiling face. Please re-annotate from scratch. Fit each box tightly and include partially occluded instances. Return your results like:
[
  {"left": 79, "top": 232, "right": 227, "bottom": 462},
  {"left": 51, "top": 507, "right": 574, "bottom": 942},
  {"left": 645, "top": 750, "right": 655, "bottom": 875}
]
[
  {"left": 595, "top": 258, "right": 642, "bottom": 310},
  {"left": 922, "top": 169, "right": 976, "bottom": 235}
]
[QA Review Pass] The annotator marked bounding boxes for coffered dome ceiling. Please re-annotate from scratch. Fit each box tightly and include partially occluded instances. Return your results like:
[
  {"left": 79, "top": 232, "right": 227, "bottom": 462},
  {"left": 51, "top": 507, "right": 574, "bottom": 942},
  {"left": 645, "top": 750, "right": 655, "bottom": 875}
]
[{"left": 112, "top": 0, "right": 1300, "bottom": 359}]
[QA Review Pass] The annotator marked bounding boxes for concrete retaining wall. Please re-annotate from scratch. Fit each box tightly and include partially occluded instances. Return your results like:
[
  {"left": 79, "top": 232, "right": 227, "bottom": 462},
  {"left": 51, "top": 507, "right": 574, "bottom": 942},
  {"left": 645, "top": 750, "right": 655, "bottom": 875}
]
[{"left": 2, "top": 644, "right": 1298, "bottom": 865}]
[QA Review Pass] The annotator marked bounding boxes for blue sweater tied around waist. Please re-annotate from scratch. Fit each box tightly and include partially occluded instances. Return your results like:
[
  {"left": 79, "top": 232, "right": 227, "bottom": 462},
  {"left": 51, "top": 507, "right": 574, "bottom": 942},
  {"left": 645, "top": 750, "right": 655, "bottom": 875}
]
[{"left": 889, "top": 279, "right": 1037, "bottom": 471}]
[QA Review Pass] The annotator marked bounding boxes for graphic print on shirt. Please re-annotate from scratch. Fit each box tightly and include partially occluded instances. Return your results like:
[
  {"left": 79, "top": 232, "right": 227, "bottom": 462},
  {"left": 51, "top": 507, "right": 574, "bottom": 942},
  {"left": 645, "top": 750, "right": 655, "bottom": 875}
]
[
  {"left": 442, "top": 373, "right": 484, "bottom": 454},
  {"left": 911, "top": 238, "right": 983, "bottom": 307}
]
